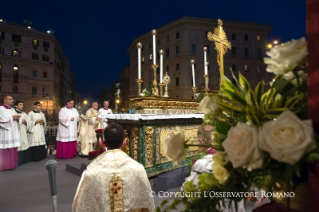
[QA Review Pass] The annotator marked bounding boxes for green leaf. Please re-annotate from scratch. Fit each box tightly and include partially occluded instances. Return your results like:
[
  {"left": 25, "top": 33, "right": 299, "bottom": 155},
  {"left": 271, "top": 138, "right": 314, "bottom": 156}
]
[
  {"left": 230, "top": 69, "right": 244, "bottom": 93},
  {"left": 285, "top": 95, "right": 303, "bottom": 109},
  {"left": 221, "top": 85, "right": 247, "bottom": 106},
  {"left": 306, "top": 152, "right": 319, "bottom": 163},
  {"left": 238, "top": 72, "right": 250, "bottom": 92},
  {"left": 255, "top": 81, "right": 264, "bottom": 106},
  {"left": 221, "top": 75, "right": 237, "bottom": 93}
]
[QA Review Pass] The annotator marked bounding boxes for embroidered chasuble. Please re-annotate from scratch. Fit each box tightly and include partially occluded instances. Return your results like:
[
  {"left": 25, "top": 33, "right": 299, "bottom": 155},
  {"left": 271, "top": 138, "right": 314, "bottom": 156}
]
[
  {"left": 78, "top": 108, "right": 103, "bottom": 155},
  {"left": 72, "top": 149, "right": 155, "bottom": 212},
  {"left": 17, "top": 111, "right": 31, "bottom": 151},
  {"left": 28, "top": 110, "right": 46, "bottom": 147},
  {"left": 56, "top": 107, "right": 79, "bottom": 142},
  {"left": 0, "top": 106, "right": 20, "bottom": 149},
  {"left": 99, "top": 108, "right": 113, "bottom": 128}
]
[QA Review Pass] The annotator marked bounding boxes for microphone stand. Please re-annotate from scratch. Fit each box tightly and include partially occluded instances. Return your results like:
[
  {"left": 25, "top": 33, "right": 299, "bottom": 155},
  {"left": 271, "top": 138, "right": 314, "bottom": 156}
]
[{"left": 45, "top": 160, "right": 58, "bottom": 212}]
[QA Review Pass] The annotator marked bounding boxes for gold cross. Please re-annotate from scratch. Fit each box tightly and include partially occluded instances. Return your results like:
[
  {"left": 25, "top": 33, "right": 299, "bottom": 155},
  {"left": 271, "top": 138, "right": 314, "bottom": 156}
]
[{"left": 207, "top": 19, "right": 231, "bottom": 84}]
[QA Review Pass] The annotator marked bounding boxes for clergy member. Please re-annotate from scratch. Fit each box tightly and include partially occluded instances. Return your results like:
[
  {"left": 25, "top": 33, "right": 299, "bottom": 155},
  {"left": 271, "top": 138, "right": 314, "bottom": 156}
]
[
  {"left": 28, "top": 102, "right": 47, "bottom": 162},
  {"left": 72, "top": 123, "right": 155, "bottom": 212},
  {"left": 0, "top": 96, "right": 20, "bottom": 171},
  {"left": 78, "top": 102, "right": 103, "bottom": 156},
  {"left": 15, "top": 100, "right": 32, "bottom": 165},
  {"left": 56, "top": 99, "right": 79, "bottom": 159},
  {"left": 98, "top": 100, "right": 113, "bottom": 128}
]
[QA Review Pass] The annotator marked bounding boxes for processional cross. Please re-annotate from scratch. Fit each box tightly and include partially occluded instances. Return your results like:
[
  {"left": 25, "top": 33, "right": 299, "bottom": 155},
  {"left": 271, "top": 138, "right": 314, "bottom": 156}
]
[{"left": 207, "top": 19, "right": 231, "bottom": 84}]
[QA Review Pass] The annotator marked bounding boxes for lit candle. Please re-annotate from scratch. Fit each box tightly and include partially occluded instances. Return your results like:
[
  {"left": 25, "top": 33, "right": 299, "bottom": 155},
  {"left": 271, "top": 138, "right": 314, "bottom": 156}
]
[
  {"left": 160, "top": 49, "right": 164, "bottom": 83},
  {"left": 203, "top": 47, "right": 207, "bottom": 75},
  {"left": 191, "top": 60, "right": 196, "bottom": 87},
  {"left": 137, "top": 42, "right": 142, "bottom": 79},
  {"left": 152, "top": 29, "right": 156, "bottom": 65}
]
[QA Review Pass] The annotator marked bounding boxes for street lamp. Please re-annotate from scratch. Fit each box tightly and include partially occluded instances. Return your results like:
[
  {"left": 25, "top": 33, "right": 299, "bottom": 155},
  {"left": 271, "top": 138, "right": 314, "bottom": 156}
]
[
  {"left": 83, "top": 100, "right": 88, "bottom": 105},
  {"left": 267, "top": 44, "right": 273, "bottom": 49}
]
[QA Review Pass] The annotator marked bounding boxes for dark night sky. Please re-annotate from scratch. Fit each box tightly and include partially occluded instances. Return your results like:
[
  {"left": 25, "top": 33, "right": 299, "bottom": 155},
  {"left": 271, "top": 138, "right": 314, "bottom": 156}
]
[{"left": 0, "top": 0, "right": 306, "bottom": 100}]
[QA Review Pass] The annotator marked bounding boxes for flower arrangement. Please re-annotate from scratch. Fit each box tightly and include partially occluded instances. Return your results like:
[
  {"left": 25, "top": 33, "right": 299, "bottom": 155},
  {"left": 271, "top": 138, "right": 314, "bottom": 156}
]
[
  {"left": 158, "top": 38, "right": 319, "bottom": 212},
  {"left": 141, "top": 88, "right": 152, "bottom": 97}
]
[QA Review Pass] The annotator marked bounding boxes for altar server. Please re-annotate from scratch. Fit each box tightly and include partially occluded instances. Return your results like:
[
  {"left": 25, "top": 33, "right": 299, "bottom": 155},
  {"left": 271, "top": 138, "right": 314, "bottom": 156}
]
[
  {"left": 28, "top": 102, "right": 47, "bottom": 162},
  {"left": 98, "top": 100, "right": 113, "bottom": 128},
  {"left": 0, "top": 96, "right": 20, "bottom": 171},
  {"left": 78, "top": 102, "right": 103, "bottom": 156},
  {"left": 72, "top": 123, "right": 155, "bottom": 212},
  {"left": 15, "top": 101, "right": 32, "bottom": 165},
  {"left": 56, "top": 99, "right": 79, "bottom": 159}
]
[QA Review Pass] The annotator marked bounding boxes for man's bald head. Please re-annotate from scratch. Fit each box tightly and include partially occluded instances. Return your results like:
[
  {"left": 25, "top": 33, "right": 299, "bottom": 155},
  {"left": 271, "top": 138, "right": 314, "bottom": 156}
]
[
  {"left": 103, "top": 100, "right": 109, "bottom": 108},
  {"left": 92, "top": 102, "right": 98, "bottom": 110}
]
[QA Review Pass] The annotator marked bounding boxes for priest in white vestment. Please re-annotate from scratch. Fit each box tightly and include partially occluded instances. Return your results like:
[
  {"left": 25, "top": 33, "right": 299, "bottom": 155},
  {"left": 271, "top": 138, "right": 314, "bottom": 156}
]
[
  {"left": 15, "top": 100, "right": 32, "bottom": 165},
  {"left": 28, "top": 101, "right": 47, "bottom": 162},
  {"left": 72, "top": 123, "right": 155, "bottom": 212},
  {"left": 56, "top": 99, "right": 79, "bottom": 159},
  {"left": 78, "top": 102, "right": 103, "bottom": 156},
  {"left": 0, "top": 95, "right": 20, "bottom": 171},
  {"left": 98, "top": 100, "right": 113, "bottom": 129}
]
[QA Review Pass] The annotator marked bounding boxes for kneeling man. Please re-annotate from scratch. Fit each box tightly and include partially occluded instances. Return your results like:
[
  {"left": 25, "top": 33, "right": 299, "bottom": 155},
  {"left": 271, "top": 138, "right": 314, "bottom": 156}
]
[{"left": 72, "top": 123, "right": 155, "bottom": 212}]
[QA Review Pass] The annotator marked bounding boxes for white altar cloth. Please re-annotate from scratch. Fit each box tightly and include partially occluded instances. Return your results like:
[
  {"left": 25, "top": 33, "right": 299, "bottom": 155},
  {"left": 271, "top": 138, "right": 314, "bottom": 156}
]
[{"left": 98, "top": 114, "right": 204, "bottom": 121}]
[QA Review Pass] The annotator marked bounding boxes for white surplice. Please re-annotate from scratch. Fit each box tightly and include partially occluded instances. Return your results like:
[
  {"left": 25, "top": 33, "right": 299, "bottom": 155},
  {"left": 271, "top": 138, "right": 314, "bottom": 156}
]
[
  {"left": 28, "top": 110, "right": 46, "bottom": 147},
  {"left": 0, "top": 106, "right": 20, "bottom": 149},
  {"left": 98, "top": 108, "right": 113, "bottom": 128},
  {"left": 16, "top": 111, "right": 31, "bottom": 151},
  {"left": 72, "top": 149, "right": 155, "bottom": 212},
  {"left": 56, "top": 107, "right": 79, "bottom": 142}
]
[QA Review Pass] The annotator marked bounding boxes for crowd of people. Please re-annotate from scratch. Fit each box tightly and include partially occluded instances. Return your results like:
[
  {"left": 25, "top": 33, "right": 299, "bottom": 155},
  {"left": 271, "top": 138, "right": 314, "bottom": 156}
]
[{"left": 0, "top": 95, "right": 114, "bottom": 171}]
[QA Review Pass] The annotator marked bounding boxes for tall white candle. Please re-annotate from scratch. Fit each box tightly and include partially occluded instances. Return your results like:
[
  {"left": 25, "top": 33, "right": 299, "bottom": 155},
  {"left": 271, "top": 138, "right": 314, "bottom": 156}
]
[
  {"left": 206, "top": 62, "right": 209, "bottom": 85},
  {"left": 160, "top": 49, "right": 164, "bottom": 83},
  {"left": 191, "top": 60, "right": 196, "bottom": 87},
  {"left": 203, "top": 47, "right": 207, "bottom": 75},
  {"left": 137, "top": 42, "right": 142, "bottom": 79},
  {"left": 152, "top": 29, "right": 156, "bottom": 65}
]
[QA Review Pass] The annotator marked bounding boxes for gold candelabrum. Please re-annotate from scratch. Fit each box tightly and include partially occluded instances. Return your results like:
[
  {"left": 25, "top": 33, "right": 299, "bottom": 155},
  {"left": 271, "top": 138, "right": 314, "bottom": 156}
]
[
  {"left": 203, "top": 74, "right": 209, "bottom": 96},
  {"left": 136, "top": 79, "right": 143, "bottom": 96},
  {"left": 152, "top": 64, "right": 159, "bottom": 96},
  {"left": 192, "top": 87, "right": 197, "bottom": 98},
  {"left": 158, "top": 83, "right": 164, "bottom": 97}
]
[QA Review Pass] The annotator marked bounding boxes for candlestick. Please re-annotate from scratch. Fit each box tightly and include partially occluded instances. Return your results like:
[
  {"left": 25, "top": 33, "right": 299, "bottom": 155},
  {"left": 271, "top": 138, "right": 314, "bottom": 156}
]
[
  {"left": 191, "top": 60, "right": 196, "bottom": 87},
  {"left": 163, "top": 72, "right": 171, "bottom": 97},
  {"left": 203, "top": 47, "right": 207, "bottom": 75},
  {"left": 203, "top": 74, "right": 209, "bottom": 96},
  {"left": 160, "top": 49, "right": 164, "bottom": 83},
  {"left": 137, "top": 42, "right": 142, "bottom": 79},
  {"left": 159, "top": 83, "right": 164, "bottom": 97},
  {"left": 192, "top": 87, "right": 197, "bottom": 99},
  {"left": 152, "top": 30, "right": 156, "bottom": 65},
  {"left": 136, "top": 79, "right": 143, "bottom": 96},
  {"left": 151, "top": 64, "right": 159, "bottom": 96}
]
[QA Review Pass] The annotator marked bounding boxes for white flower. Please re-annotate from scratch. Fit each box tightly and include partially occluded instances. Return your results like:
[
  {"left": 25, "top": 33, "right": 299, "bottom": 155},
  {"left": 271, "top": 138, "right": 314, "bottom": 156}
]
[
  {"left": 140, "top": 93, "right": 145, "bottom": 96},
  {"left": 197, "top": 96, "right": 218, "bottom": 114},
  {"left": 222, "top": 123, "right": 263, "bottom": 170},
  {"left": 259, "top": 111, "right": 316, "bottom": 165},
  {"left": 283, "top": 70, "right": 307, "bottom": 85},
  {"left": 212, "top": 163, "right": 230, "bottom": 185},
  {"left": 264, "top": 37, "right": 308, "bottom": 75},
  {"left": 164, "top": 130, "right": 187, "bottom": 166},
  {"left": 213, "top": 152, "right": 228, "bottom": 166}
]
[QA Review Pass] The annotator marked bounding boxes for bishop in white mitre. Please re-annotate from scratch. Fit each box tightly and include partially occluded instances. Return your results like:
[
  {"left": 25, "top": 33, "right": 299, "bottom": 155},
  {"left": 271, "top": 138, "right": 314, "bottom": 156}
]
[
  {"left": 73, "top": 123, "right": 155, "bottom": 212},
  {"left": 99, "top": 100, "right": 113, "bottom": 129},
  {"left": 78, "top": 102, "right": 103, "bottom": 156},
  {"left": 14, "top": 100, "right": 32, "bottom": 165},
  {"left": 28, "top": 101, "right": 47, "bottom": 162},
  {"left": 56, "top": 99, "right": 79, "bottom": 159},
  {"left": 0, "top": 96, "right": 20, "bottom": 171}
]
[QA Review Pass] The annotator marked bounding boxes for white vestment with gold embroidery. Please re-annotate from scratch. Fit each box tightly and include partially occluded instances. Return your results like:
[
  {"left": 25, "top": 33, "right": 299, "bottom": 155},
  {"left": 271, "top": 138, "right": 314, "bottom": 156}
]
[
  {"left": 78, "top": 108, "right": 103, "bottom": 155},
  {"left": 72, "top": 149, "right": 155, "bottom": 212}
]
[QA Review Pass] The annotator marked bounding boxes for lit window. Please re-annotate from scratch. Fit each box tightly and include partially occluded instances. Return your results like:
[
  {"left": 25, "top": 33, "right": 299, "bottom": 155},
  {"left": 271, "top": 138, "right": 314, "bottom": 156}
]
[
  {"left": 149, "top": 54, "right": 152, "bottom": 60},
  {"left": 245, "top": 65, "right": 249, "bottom": 72},
  {"left": 13, "top": 65, "right": 19, "bottom": 83},
  {"left": 142, "top": 56, "right": 144, "bottom": 62},
  {"left": 257, "top": 36, "right": 261, "bottom": 42},
  {"left": 13, "top": 50, "right": 19, "bottom": 57},
  {"left": 32, "top": 39, "right": 39, "bottom": 46}
]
